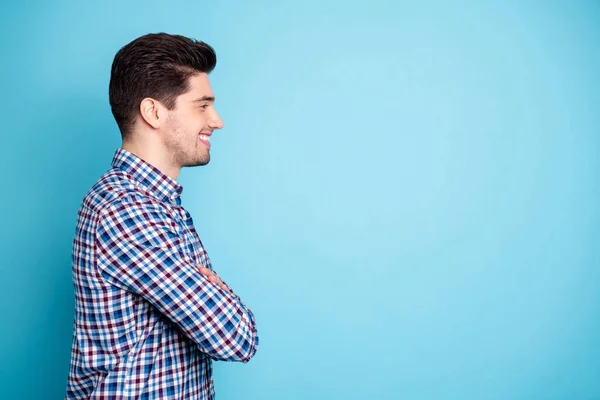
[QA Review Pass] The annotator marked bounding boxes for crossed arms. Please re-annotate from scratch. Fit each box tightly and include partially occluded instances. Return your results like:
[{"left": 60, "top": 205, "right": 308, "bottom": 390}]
[{"left": 95, "top": 196, "right": 259, "bottom": 363}]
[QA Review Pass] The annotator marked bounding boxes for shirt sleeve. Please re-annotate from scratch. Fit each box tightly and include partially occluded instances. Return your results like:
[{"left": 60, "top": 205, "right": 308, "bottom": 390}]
[{"left": 94, "top": 195, "right": 259, "bottom": 363}]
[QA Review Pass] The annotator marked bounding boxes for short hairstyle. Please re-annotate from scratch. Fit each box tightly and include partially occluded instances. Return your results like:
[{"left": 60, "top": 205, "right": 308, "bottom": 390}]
[{"left": 109, "top": 32, "right": 217, "bottom": 138}]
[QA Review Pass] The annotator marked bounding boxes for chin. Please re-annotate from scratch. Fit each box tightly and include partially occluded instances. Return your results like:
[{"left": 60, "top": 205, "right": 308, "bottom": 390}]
[{"left": 190, "top": 156, "right": 210, "bottom": 167}]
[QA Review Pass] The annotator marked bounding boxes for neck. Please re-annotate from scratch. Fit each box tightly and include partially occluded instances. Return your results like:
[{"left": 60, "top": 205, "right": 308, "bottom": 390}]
[{"left": 121, "top": 141, "right": 180, "bottom": 180}]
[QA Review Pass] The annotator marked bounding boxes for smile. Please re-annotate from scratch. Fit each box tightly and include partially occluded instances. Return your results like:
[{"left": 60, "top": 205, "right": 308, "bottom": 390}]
[{"left": 198, "top": 134, "right": 211, "bottom": 148}]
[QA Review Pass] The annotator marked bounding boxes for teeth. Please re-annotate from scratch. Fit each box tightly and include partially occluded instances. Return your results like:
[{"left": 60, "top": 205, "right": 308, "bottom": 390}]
[{"left": 199, "top": 135, "right": 210, "bottom": 142}]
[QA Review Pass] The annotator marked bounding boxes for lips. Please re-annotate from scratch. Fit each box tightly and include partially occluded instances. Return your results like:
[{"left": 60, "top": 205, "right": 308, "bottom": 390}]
[{"left": 198, "top": 133, "right": 211, "bottom": 148}]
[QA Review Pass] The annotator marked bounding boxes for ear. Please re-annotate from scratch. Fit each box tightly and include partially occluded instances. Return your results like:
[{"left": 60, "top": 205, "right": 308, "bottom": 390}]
[{"left": 139, "top": 98, "right": 164, "bottom": 129}]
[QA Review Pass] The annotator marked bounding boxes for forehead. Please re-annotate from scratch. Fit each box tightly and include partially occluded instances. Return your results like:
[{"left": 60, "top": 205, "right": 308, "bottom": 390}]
[{"left": 183, "top": 73, "right": 214, "bottom": 98}]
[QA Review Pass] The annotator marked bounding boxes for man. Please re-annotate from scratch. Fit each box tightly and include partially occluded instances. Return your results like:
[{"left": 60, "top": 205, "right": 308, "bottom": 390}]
[{"left": 65, "top": 33, "right": 259, "bottom": 399}]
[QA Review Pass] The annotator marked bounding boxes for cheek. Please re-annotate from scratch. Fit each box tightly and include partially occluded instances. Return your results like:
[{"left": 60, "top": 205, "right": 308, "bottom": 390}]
[{"left": 187, "top": 112, "right": 207, "bottom": 133}]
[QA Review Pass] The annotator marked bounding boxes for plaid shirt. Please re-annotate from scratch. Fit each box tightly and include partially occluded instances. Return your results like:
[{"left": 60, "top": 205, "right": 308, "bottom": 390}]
[{"left": 66, "top": 148, "right": 259, "bottom": 399}]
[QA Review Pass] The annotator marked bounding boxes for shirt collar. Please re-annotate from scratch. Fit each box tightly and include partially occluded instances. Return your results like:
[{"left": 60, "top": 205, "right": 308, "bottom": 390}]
[{"left": 111, "top": 148, "right": 183, "bottom": 205}]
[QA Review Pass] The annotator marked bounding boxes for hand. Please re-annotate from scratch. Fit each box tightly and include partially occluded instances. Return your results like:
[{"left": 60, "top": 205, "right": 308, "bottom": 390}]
[{"left": 197, "top": 264, "right": 232, "bottom": 293}]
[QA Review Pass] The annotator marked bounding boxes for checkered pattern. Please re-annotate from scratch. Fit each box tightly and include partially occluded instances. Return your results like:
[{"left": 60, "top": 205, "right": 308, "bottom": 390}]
[{"left": 65, "top": 148, "right": 259, "bottom": 399}]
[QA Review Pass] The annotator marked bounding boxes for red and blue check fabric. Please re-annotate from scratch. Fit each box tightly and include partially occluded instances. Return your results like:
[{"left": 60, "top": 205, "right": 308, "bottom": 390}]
[{"left": 65, "top": 148, "right": 259, "bottom": 399}]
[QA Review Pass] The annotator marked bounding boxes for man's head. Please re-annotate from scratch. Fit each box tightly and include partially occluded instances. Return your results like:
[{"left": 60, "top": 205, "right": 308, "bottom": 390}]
[{"left": 109, "top": 33, "right": 223, "bottom": 169}]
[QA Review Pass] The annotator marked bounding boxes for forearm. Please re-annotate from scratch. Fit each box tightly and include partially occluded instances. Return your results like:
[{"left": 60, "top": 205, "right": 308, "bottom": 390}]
[
  {"left": 96, "top": 198, "right": 259, "bottom": 362},
  {"left": 200, "top": 271, "right": 259, "bottom": 362},
  {"left": 205, "top": 293, "right": 259, "bottom": 362}
]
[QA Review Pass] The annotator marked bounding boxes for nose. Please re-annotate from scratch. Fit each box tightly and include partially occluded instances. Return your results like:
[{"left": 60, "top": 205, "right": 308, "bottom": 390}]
[{"left": 208, "top": 108, "right": 224, "bottom": 130}]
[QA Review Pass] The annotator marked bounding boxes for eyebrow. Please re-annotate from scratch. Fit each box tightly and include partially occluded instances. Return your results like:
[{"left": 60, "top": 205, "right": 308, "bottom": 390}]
[{"left": 192, "top": 96, "right": 215, "bottom": 102}]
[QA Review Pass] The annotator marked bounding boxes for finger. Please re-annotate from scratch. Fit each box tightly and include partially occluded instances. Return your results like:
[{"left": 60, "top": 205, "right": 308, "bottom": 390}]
[
  {"left": 198, "top": 266, "right": 211, "bottom": 275},
  {"left": 215, "top": 278, "right": 226, "bottom": 287},
  {"left": 221, "top": 284, "right": 232, "bottom": 293}
]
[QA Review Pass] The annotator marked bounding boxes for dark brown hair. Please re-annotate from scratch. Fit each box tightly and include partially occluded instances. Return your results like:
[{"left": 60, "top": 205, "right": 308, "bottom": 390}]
[{"left": 109, "top": 32, "right": 217, "bottom": 138}]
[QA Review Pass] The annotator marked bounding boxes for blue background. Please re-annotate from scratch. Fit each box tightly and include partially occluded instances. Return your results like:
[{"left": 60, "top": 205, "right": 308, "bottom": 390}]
[{"left": 0, "top": 1, "right": 599, "bottom": 399}]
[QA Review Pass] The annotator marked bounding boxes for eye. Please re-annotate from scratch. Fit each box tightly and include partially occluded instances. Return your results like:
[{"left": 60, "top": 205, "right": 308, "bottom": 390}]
[{"left": 200, "top": 104, "right": 209, "bottom": 110}]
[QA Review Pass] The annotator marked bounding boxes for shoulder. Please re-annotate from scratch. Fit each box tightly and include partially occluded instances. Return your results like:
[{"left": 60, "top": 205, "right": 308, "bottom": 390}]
[
  {"left": 76, "top": 167, "right": 182, "bottom": 246},
  {"left": 98, "top": 193, "right": 175, "bottom": 228},
  {"left": 94, "top": 189, "right": 180, "bottom": 250},
  {"left": 80, "top": 168, "right": 172, "bottom": 219}
]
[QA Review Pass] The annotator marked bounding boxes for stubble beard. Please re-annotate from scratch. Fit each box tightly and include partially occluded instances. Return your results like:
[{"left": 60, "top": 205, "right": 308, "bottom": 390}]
[{"left": 167, "top": 126, "right": 210, "bottom": 168}]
